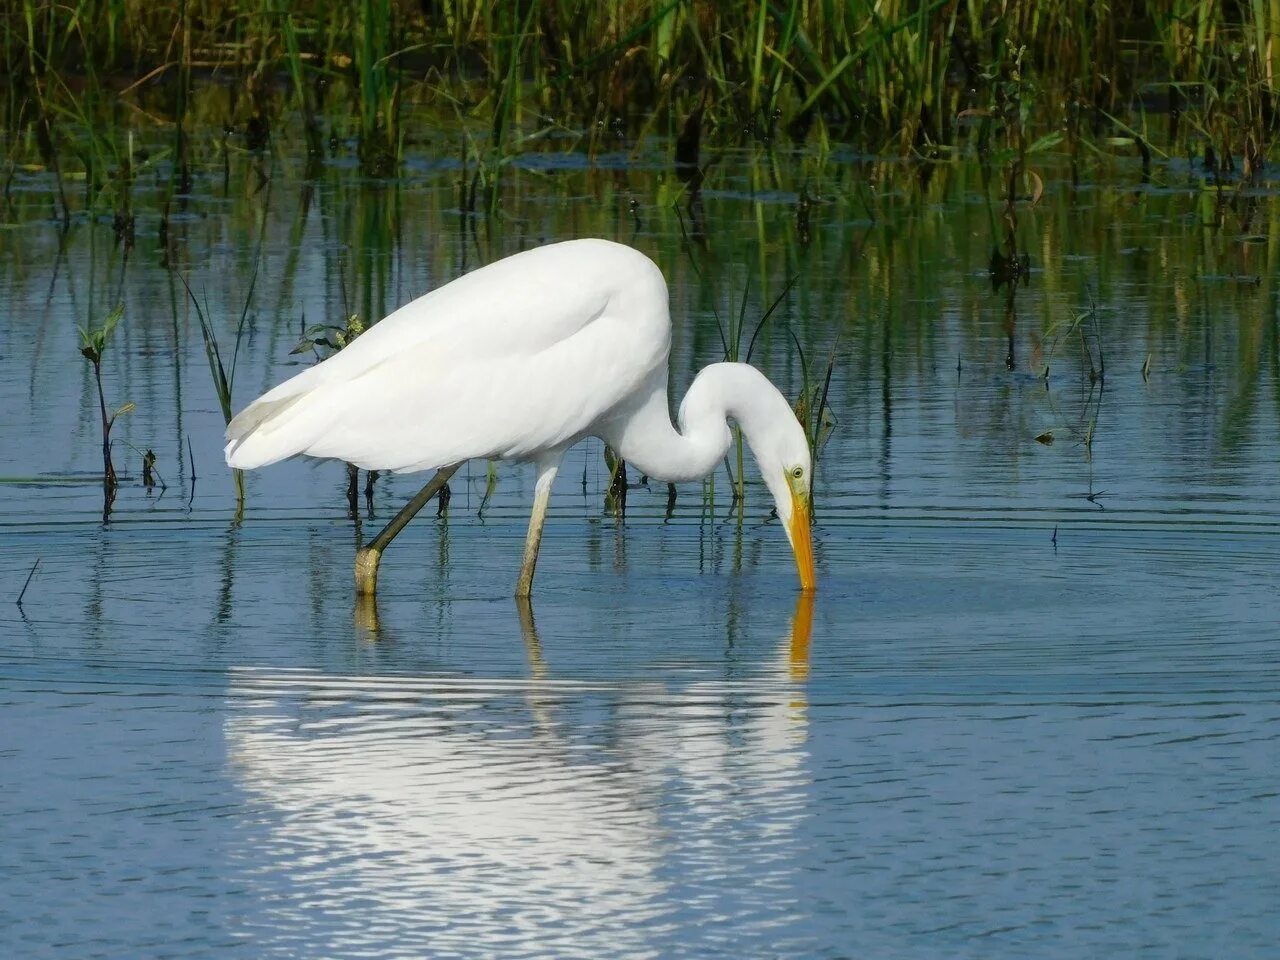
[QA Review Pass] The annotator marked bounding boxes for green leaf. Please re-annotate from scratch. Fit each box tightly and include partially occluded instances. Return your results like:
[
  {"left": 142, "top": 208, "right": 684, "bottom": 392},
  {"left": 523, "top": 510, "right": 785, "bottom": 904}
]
[
  {"left": 1026, "top": 131, "right": 1064, "bottom": 154},
  {"left": 78, "top": 306, "right": 123, "bottom": 364},
  {"left": 289, "top": 336, "right": 338, "bottom": 355},
  {"left": 101, "top": 303, "right": 124, "bottom": 342},
  {"left": 107, "top": 401, "right": 136, "bottom": 427}
]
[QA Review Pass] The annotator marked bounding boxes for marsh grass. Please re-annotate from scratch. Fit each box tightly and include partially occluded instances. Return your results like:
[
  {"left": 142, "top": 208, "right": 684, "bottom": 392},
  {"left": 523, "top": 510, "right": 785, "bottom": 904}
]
[
  {"left": 1037, "top": 302, "right": 1110, "bottom": 453},
  {"left": 354, "top": 0, "right": 400, "bottom": 175},
  {"left": 791, "top": 338, "right": 838, "bottom": 500},
  {"left": 1045, "top": 302, "right": 1107, "bottom": 384},
  {"left": 180, "top": 269, "right": 256, "bottom": 509},
  {"left": 5, "top": 1, "right": 1280, "bottom": 172}
]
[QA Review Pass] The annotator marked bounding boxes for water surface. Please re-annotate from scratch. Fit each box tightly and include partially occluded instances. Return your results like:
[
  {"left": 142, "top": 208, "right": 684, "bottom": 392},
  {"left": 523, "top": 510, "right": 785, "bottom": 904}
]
[{"left": 2, "top": 138, "right": 1278, "bottom": 957}]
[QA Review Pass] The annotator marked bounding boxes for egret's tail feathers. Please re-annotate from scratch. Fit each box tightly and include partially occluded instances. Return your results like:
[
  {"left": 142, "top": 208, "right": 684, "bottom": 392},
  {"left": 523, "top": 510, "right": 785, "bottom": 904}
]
[
  {"left": 224, "top": 392, "right": 322, "bottom": 469},
  {"left": 226, "top": 394, "right": 301, "bottom": 442}
]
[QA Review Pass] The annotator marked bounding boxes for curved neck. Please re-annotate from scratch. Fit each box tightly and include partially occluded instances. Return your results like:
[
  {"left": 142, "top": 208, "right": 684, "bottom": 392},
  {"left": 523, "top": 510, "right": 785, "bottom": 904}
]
[{"left": 600, "top": 363, "right": 783, "bottom": 483}]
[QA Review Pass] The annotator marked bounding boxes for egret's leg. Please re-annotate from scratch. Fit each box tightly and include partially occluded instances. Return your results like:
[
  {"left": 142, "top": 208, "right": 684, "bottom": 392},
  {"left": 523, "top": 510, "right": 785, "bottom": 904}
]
[
  {"left": 355, "top": 463, "right": 461, "bottom": 597},
  {"left": 515, "top": 458, "right": 561, "bottom": 599}
]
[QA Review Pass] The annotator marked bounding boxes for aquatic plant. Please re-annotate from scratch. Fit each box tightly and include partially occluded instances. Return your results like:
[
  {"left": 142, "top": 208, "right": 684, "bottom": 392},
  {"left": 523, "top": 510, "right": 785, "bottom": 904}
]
[
  {"left": 291, "top": 313, "right": 365, "bottom": 360},
  {"left": 791, "top": 340, "right": 837, "bottom": 500},
  {"left": 290, "top": 313, "right": 385, "bottom": 515},
  {"left": 603, "top": 445, "right": 627, "bottom": 519},
  {"left": 180, "top": 273, "right": 255, "bottom": 509},
  {"left": 354, "top": 0, "right": 400, "bottom": 175},
  {"left": 14, "top": 557, "right": 41, "bottom": 606},
  {"left": 77, "top": 304, "right": 130, "bottom": 509},
  {"left": 1045, "top": 303, "right": 1106, "bottom": 384}
]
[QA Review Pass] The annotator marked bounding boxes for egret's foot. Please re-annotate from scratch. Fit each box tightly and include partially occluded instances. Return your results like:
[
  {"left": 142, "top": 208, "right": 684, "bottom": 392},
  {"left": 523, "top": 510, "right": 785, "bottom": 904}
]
[
  {"left": 514, "top": 572, "right": 534, "bottom": 600},
  {"left": 355, "top": 546, "right": 382, "bottom": 597}
]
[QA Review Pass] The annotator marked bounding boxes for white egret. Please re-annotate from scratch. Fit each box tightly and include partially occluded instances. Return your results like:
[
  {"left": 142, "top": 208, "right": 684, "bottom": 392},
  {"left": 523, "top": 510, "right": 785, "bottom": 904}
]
[{"left": 224, "top": 239, "right": 815, "bottom": 598}]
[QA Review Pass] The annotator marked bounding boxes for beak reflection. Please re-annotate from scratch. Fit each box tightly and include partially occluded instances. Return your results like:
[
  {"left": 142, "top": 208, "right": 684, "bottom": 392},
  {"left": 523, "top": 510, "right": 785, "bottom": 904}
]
[{"left": 788, "top": 591, "right": 815, "bottom": 681}]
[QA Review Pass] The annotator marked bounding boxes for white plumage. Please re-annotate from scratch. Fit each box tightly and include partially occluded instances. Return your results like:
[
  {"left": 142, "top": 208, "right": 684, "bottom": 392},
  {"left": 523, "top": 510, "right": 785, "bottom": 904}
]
[
  {"left": 226, "top": 240, "right": 668, "bottom": 471},
  {"left": 225, "top": 238, "right": 816, "bottom": 597}
]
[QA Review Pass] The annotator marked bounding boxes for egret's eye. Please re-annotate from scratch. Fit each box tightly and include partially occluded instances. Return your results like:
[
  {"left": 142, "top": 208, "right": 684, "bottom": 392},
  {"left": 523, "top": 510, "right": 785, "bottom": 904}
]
[{"left": 791, "top": 466, "right": 804, "bottom": 479}]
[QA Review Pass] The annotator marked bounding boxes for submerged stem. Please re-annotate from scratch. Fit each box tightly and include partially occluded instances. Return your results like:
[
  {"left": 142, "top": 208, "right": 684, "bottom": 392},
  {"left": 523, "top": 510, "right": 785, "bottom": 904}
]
[{"left": 92, "top": 359, "right": 116, "bottom": 493}]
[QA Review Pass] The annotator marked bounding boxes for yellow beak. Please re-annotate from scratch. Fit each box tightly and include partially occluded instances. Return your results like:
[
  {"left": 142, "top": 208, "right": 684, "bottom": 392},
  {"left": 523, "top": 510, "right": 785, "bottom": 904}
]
[{"left": 786, "top": 479, "right": 817, "bottom": 592}]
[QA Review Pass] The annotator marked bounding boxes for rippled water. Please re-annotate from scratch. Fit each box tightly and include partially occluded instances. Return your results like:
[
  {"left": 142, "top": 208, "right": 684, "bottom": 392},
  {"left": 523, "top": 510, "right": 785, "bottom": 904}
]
[{"left": 2, "top": 140, "right": 1279, "bottom": 957}]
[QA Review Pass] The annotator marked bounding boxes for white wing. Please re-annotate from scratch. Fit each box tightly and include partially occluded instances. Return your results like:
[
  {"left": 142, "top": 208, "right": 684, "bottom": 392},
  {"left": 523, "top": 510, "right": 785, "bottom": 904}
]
[{"left": 225, "top": 239, "right": 672, "bottom": 472}]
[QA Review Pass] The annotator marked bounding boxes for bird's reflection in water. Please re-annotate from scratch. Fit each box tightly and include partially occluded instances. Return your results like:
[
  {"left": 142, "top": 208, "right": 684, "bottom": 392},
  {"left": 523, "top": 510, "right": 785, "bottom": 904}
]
[
  {"left": 514, "top": 596, "right": 547, "bottom": 681},
  {"left": 787, "top": 592, "right": 814, "bottom": 682},
  {"left": 353, "top": 593, "right": 381, "bottom": 641},
  {"left": 225, "top": 598, "right": 816, "bottom": 955}
]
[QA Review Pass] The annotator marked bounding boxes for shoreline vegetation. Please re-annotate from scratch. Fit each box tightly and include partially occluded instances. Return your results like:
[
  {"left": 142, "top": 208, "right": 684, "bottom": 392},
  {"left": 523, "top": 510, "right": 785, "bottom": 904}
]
[{"left": 4, "top": 1, "right": 1280, "bottom": 181}]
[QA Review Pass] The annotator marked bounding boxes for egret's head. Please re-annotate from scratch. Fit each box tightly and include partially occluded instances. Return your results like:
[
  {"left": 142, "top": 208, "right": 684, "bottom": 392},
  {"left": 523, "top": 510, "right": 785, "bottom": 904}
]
[
  {"left": 682, "top": 362, "right": 818, "bottom": 592},
  {"left": 749, "top": 407, "right": 816, "bottom": 593}
]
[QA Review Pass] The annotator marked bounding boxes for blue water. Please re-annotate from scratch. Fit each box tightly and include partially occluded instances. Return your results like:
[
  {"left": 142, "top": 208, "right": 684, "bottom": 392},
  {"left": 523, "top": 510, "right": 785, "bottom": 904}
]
[{"left": 2, "top": 146, "right": 1279, "bottom": 957}]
